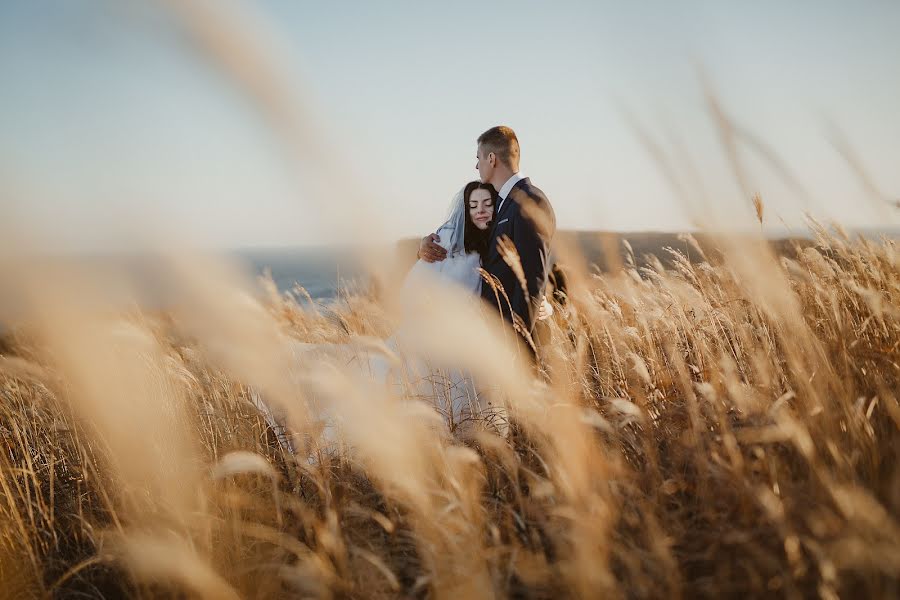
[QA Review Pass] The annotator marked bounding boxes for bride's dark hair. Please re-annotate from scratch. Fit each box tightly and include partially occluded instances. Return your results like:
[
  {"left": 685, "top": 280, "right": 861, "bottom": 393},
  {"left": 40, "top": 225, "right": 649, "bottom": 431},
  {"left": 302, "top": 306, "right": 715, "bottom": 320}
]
[{"left": 463, "top": 180, "right": 498, "bottom": 258}]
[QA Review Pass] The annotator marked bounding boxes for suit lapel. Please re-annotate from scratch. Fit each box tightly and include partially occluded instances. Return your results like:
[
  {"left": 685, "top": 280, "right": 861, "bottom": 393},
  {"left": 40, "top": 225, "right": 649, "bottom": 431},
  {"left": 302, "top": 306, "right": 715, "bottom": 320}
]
[
  {"left": 495, "top": 177, "right": 527, "bottom": 225},
  {"left": 488, "top": 178, "right": 529, "bottom": 258},
  {"left": 494, "top": 198, "right": 513, "bottom": 224}
]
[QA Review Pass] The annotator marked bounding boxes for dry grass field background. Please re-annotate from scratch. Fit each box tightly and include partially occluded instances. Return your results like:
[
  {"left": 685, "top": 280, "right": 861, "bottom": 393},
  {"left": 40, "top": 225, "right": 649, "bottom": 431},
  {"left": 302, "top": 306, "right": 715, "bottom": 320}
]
[
  {"left": 2, "top": 4, "right": 899, "bottom": 598},
  {"left": 0, "top": 221, "right": 898, "bottom": 599}
]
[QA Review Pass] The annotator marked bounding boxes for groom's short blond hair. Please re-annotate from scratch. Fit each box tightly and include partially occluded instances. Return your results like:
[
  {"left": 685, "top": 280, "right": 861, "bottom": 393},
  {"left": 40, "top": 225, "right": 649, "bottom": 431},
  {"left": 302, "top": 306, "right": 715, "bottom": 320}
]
[{"left": 478, "top": 126, "right": 520, "bottom": 171}]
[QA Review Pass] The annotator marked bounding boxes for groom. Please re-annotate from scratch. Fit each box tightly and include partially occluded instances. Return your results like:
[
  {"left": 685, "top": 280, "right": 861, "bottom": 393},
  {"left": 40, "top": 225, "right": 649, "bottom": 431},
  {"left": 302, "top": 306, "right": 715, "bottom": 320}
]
[{"left": 418, "top": 126, "right": 556, "bottom": 351}]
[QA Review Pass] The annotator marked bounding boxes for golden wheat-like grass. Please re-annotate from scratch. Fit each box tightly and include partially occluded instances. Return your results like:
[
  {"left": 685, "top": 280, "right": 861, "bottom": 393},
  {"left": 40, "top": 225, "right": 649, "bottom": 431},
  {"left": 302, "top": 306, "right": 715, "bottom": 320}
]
[
  {"left": 0, "top": 226, "right": 897, "bottom": 599},
  {"left": 0, "top": 3, "right": 897, "bottom": 596}
]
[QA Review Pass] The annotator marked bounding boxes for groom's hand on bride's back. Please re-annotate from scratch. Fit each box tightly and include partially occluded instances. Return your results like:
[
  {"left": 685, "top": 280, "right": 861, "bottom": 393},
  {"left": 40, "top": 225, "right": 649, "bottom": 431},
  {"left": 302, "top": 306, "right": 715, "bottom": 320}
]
[{"left": 418, "top": 233, "right": 447, "bottom": 263}]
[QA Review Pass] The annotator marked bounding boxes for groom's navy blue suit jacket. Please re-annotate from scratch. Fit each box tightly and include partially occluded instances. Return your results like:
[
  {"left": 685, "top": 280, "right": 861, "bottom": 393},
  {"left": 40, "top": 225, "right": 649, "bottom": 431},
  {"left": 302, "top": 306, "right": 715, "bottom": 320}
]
[{"left": 480, "top": 177, "right": 556, "bottom": 339}]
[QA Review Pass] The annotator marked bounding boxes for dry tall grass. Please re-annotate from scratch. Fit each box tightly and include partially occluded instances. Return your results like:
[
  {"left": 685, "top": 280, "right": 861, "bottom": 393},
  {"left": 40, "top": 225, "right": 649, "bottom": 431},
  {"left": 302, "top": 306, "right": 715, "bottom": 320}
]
[
  {"left": 3, "top": 2, "right": 897, "bottom": 597},
  {"left": 0, "top": 223, "right": 898, "bottom": 599}
]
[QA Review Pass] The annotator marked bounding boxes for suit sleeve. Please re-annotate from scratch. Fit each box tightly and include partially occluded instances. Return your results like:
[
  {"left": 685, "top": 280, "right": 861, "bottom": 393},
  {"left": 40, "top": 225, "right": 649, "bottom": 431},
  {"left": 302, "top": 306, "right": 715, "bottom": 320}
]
[{"left": 508, "top": 205, "right": 552, "bottom": 331}]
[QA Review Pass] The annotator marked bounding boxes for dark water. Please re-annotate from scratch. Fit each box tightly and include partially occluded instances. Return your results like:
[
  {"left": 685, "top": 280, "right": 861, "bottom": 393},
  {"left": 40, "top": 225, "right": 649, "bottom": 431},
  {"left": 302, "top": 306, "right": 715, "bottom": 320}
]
[{"left": 235, "top": 246, "right": 371, "bottom": 303}]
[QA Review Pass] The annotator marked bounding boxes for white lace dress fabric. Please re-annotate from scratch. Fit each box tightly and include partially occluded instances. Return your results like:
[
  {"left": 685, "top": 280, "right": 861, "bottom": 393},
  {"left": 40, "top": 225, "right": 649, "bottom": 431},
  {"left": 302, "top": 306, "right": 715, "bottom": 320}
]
[
  {"left": 401, "top": 223, "right": 483, "bottom": 298},
  {"left": 356, "top": 226, "right": 486, "bottom": 430},
  {"left": 272, "top": 229, "right": 497, "bottom": 457}
]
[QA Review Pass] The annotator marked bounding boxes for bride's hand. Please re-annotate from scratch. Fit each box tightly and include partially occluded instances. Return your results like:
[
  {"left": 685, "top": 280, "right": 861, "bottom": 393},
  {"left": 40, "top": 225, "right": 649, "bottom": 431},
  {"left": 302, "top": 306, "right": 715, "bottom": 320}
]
[{"left": 418, "top": 233, "right": 447, "bottom": 263}]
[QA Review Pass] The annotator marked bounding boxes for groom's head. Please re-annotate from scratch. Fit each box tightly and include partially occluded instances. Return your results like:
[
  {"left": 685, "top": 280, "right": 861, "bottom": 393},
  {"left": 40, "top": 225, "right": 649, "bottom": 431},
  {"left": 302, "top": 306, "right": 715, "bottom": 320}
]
[{"left": 476, "top": 126, "right": 519, "bottom": 186}]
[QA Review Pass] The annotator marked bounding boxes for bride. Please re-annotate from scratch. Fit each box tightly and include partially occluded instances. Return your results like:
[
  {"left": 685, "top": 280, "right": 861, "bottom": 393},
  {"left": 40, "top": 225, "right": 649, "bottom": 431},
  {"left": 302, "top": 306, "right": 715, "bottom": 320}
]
[
  {"left": 338, "top": 181, "right": 502, "bottom": 429},
  {"left": 402, "top": 180, "right": 496, "bottom": 298},
  {"left": 258, "top": 182, "right": 521, "bottom": 453}
]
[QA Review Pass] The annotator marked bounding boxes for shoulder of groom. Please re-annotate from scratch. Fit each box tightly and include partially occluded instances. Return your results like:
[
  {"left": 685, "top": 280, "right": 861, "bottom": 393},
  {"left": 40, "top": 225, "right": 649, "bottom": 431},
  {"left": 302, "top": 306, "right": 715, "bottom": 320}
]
[
  {"left": 511, "top": 180, "right": 544, "bottom": 202},
  {"left": 512, "top": 187, "right": 555, "bottom": 238},
  {"left": 519, "top": 180, "right": 550, "bottom": 205}
]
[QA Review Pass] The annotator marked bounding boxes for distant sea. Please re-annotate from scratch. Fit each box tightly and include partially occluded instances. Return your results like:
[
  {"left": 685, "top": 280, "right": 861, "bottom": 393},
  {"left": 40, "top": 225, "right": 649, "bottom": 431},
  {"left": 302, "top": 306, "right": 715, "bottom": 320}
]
[{"left": 235, "top": 246, "right": 372, "bottom": 303}]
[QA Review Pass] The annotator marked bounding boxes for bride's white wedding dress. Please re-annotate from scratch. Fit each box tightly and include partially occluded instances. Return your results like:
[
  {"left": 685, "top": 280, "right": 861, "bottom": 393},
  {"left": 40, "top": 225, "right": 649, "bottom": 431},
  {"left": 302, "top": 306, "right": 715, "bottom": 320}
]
[
  {"left": 339, "top": 218, "right": 486, "bottom": 414},
  {"left": 351, "top": 228, "right": 487, "bottom": 427},
  {"left": 401, "top": 220, "right": 483, "bottom": 296},
  {"left": 258, "top": 190, "right": 501, "bottom": 456}
]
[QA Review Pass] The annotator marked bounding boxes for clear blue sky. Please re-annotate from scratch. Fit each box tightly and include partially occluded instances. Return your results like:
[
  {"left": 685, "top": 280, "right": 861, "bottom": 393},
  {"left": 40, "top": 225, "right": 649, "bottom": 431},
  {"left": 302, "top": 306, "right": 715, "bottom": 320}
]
[{"left": 1, "top": 1, "right": 899, "bottom": 249}]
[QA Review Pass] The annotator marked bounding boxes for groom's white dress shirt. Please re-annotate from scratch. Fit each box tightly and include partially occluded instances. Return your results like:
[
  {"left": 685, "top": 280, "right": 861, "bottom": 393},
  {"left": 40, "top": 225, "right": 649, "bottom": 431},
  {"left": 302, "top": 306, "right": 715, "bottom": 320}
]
[{"left": 496, "top": 173, "right": 524, "bottom": 214}]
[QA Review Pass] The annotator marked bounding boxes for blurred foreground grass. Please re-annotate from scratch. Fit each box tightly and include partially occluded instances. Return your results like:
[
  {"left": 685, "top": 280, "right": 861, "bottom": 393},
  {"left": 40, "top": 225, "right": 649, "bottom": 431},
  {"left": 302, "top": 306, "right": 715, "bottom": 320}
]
[{"left": 1, "top": 225, "right": 898, "bottom": 599}]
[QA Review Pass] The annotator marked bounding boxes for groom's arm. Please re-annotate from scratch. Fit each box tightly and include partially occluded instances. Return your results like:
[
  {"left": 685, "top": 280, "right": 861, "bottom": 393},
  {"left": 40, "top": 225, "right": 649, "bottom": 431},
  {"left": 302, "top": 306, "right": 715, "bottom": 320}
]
[{"left": 417, "top": 233, "right": 447, "bottom": 263}]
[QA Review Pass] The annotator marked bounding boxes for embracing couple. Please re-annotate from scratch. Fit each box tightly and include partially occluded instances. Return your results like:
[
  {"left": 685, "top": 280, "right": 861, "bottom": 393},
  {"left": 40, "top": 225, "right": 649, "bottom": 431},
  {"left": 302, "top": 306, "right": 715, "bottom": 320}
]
[
  {"left": 410, "top": 125, "right": 556, "bottom": 354},
  {"left": 261, "top": 126, "right": 556, "bottom": 452}
]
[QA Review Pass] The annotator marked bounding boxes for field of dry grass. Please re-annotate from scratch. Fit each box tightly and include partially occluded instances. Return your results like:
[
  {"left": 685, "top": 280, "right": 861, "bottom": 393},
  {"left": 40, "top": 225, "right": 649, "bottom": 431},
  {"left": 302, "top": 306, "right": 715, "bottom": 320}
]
[{"left": 1, "top": 223, "right": 898, "bottom": 599}]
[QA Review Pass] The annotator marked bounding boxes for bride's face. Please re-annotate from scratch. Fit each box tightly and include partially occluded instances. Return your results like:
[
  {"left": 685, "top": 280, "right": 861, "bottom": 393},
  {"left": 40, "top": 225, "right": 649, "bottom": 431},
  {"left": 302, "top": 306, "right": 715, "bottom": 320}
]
[{"left": 468, "top": 188, "right": 494, "bottom": 230}]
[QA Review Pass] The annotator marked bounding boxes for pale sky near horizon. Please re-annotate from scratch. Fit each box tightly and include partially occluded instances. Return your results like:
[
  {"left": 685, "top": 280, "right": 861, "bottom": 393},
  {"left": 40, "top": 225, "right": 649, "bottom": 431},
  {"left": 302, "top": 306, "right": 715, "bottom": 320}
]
[{"left": 1, "top": 0, "right": 899, "bottom": 250}]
